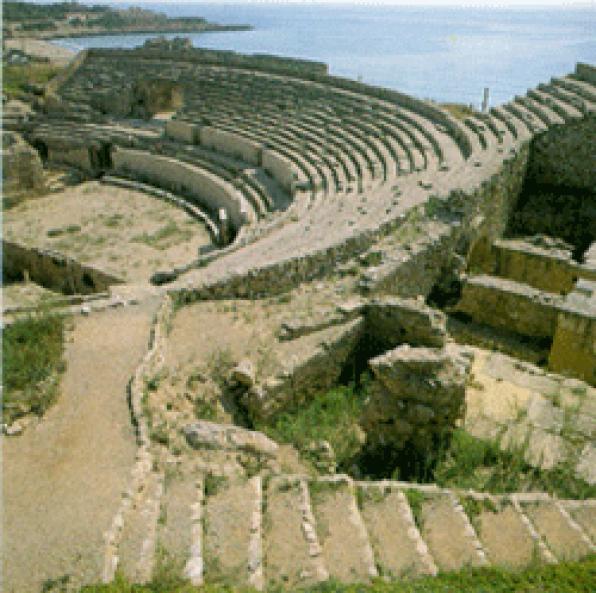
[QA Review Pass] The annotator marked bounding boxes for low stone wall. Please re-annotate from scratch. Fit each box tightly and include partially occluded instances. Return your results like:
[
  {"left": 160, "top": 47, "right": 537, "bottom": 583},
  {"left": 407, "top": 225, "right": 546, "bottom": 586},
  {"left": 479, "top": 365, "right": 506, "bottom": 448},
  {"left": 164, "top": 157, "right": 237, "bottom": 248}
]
[
  {"left": 262, "top": 149, "right": 305, "bottom": 193},
  {"left": 2, "top": 240, "right": 122, "bottom": 295},
  {"left": 165, "top": 119, "right": 198, "bottom": 144},
  {"left": 112, "top": 148, "right": 251, "bottom": 229}
]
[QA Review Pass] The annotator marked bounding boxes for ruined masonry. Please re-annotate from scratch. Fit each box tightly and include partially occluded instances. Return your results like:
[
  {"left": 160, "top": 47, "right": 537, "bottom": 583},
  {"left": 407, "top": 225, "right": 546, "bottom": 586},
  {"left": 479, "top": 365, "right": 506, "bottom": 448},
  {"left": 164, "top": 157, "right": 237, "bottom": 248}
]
[{"left": 2, "top": 39, "right": 595, "bottom": 592}]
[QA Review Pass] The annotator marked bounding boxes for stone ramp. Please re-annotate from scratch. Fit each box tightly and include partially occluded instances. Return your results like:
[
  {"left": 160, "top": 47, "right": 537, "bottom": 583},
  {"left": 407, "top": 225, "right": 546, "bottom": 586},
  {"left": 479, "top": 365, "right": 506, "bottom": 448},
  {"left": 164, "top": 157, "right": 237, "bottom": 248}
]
[
  {"left": 155, "top": 468, "right": 200, "bottom": 574},
  {"left": 117, "top": 470, "right": 164, "bottom": 583},
  {"left": 563, "top": 500, "right": 596, "bottom": 543},
  {"left": 2, "top": 302, "right": 158, "bottom": 593}
]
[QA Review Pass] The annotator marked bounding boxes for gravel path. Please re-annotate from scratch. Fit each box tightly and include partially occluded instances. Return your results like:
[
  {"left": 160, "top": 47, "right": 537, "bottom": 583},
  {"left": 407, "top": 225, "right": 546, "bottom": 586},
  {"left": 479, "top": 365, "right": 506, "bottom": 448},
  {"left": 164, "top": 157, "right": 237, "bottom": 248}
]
[{"left": 2, "top": 302, "right": 157, "bottom": 593}]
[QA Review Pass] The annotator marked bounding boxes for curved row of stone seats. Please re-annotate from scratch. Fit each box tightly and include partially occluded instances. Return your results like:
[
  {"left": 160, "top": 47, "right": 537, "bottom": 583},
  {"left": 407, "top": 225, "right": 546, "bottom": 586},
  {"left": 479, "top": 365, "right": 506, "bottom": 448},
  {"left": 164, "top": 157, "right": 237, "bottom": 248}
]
[
  {"left": 183, "top": 95, "right": 384, "bottom": 192},
  {"left": 175, "top": 66, "right": 458, "bottom": 176},
  {"left": 167, "top": 116, "right": 320, "bottom": 200},
  {"left": 543, "top": 83, "right": 595, "bottom": 116},
  {"left": 108, "top": 469, "right": 595, "bottom": 589},
  {"left": 515, "top": 95, "right": 565, "bottom": 127},
  {"left": 505, "top": 100, "right": 547, "bottom": 134},
  {"left": 553, "top": 75, "right": 596, "bottom": 104},
  {"left": 528, "top": 88, "right": 584, "bottom": 123},
  {"left": 54, "top": 49, "right": 470, "bottom": 185},
  {"left": 101, "top": 174, "right": 220, "bottom": 242},
  {"left": 111, "top": 147, "right": 254, "bottom": 231}
]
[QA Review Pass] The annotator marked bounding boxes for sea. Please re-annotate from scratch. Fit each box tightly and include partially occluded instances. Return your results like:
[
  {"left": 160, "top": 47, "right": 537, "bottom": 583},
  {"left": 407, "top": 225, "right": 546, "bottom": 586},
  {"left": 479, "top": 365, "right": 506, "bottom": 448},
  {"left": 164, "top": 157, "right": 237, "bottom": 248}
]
[{"left": 51, "top": 2, "right": 596, "bottom": 108}]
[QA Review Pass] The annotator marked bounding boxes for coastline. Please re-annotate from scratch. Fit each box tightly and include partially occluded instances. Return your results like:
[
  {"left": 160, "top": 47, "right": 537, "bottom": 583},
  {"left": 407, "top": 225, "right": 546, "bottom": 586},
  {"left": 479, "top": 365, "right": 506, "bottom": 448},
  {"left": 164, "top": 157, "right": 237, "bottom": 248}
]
[{"left": 8, "top": 24, "right": 253, "bottom": 42}]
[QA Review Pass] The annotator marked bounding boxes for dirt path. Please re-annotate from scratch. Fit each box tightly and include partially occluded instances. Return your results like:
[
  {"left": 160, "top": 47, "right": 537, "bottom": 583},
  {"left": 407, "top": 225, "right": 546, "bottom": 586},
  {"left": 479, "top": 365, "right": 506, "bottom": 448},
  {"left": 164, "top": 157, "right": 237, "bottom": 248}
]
[{"left": 2, "top": 301, "right": 158, "bottom": 593}]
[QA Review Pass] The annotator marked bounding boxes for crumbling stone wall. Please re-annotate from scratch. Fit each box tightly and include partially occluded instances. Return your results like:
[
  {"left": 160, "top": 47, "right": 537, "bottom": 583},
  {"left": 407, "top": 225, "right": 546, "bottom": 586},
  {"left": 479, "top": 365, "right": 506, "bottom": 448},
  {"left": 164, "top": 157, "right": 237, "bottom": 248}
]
[
  {"left": 362, "top": 344, "right": 471, "bottom": 451},
  {"left": 2, "top": 240, "right": 122, "bottom": 294}
]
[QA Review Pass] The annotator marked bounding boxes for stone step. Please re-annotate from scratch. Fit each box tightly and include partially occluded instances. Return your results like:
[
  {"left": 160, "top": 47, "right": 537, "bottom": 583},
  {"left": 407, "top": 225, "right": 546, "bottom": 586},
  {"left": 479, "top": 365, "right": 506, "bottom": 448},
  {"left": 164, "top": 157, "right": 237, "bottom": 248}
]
[
  {"left": 155, "top": 468, "right": 200, "bottom": 578},
  {"left": 488, "top": 237, "right": 581, "bottom": 295},
  {"left": 357, "top": 483, "right": 437, "bottom": 578},
  {"left": 263, "top": 476, "right": 328, "bottom": 588},
  {"left": 458, "top": 495, "right": 543, "bottom": 569},
  {"left": 520, "top": 498, "right": 594, "bottom": 562},
  {"left": 117, "top": 471, "right": 164, "bottom": 583},
  {"left": 561, "top": 500, "right": 596, "bottom": 544},
  {"left": 455, "top": 274, "right": 563, "bottom": 340},
  {"left": 309, "top": 477, "right": 378, "bottom": 583},
  {"left": 202, "top": 475, "right": 262, "bottom": 587},
  {"left": 413, "top": 490, "right": 487, "bottom": 572}
]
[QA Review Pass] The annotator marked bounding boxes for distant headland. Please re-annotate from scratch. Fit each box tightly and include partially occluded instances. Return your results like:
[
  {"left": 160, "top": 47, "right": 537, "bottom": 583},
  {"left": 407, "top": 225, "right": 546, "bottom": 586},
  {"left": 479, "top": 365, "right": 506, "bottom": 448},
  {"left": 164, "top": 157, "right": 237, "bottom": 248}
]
[{"left": 3, "top": 1, "right": 253, "bottom": 41}]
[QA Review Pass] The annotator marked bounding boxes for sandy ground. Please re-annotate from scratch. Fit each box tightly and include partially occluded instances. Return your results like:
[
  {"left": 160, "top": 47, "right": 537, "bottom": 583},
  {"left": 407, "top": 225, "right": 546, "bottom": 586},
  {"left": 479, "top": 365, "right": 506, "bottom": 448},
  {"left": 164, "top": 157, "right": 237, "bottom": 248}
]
[
  {"left": 4, "top": 181, "right": 213, "bottom": 284},
  {"left": 2, "top": 301, "right": 157, "bottom": 593},
  {"left": 4, "top": 38, "right": 76, "bottom": 65}
]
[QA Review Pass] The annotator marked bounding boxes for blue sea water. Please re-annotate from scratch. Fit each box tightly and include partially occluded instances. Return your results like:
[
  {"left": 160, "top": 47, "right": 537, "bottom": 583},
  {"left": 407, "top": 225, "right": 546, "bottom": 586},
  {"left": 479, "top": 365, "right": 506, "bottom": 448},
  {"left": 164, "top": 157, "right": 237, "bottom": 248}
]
[{"left": 52, "top": 3, "right": 596, "bottom": 107}]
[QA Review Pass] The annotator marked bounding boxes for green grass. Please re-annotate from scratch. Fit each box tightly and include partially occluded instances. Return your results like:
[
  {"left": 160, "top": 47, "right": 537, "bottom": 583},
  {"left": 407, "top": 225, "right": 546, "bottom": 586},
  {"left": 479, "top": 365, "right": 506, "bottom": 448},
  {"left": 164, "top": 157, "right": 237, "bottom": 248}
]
[
  {"left": 2, "top": 62, "right": 63, "bottom": 99},
  {"left": 76, "top": 555, "right": 596, "bottom": 593},
  {"left": 2, "top": 312, "right": 66, "bottom": 424},
  {"left": 433, "top": 430, "right": 596, "bottom": 500},
  {"left": 256, "top": 384, "right": 366, "bottom": 469}
]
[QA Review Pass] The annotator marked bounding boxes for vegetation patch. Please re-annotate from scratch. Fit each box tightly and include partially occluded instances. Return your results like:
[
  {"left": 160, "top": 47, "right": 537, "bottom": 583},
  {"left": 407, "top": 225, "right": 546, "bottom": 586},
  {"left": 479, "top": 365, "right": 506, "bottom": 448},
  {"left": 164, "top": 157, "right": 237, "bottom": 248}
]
[
  {"left": 440, "top": 102, "right": 478, "bottom": 120},
  {"left": 204, "top": 474, "right": 229, "bottom": 497},
  {"left": 2, "top": 311, "right": 66, "bottom": 424},
  {"left": 256, "top": 384, "right": 366, "bottom": 470},
  {"left": 2, "top": 62, "right": 63, "bottom": 99},
  {"left": 403, "top": 489, "right": 427, "bottom": 529},
  {"left": 433, "top": 429, "right": 596, "bottom": 500},
  {"left": 77, "top": 554, "right": 596, "bottom": 592}
]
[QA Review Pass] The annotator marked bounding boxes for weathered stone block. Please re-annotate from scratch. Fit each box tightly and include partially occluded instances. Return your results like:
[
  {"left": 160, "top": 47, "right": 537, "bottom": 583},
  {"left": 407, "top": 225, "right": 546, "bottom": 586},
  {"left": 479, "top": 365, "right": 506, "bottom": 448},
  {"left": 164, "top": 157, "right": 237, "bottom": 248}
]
[
  {"left": 362, "top": 344, "right": 471, "bottom": 451},
  {"left": 455, "top": 275, "right": 562, "bottom": 338},
  {"left": 183, "top": 420, "right": 278, "bottom": 456}
]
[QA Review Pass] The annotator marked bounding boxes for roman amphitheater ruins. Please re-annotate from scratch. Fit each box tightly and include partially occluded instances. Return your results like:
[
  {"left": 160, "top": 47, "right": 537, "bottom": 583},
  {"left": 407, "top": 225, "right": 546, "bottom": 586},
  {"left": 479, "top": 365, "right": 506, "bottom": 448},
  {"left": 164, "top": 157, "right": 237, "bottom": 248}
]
[{"left": 2, "top": 39, "right": 595, "bottom": 592}]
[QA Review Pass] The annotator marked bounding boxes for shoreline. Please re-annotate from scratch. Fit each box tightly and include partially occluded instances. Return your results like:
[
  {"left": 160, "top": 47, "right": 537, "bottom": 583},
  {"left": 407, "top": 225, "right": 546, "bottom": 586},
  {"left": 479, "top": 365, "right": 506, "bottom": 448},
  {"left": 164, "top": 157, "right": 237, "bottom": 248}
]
[{"left": 7, "top": 24, "right": 252, "bottom": 42}]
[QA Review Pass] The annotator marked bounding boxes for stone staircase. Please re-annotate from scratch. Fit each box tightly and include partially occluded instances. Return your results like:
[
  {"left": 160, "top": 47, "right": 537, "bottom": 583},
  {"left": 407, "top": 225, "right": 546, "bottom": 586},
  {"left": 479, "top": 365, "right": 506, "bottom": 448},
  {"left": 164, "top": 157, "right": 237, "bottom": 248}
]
[
  {"left": 107, "top": 473, "right": 595, "bottom": 588},
  {"left": 454, "top": 235, "right": 596, "bottom": 385}
]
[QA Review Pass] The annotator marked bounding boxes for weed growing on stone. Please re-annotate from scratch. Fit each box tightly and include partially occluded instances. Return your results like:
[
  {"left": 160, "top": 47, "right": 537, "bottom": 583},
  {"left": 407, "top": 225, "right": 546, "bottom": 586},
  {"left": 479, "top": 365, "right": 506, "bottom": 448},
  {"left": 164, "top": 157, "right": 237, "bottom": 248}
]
[{"left": 2, "top": 311, "right": 66, "bottom": 424}]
